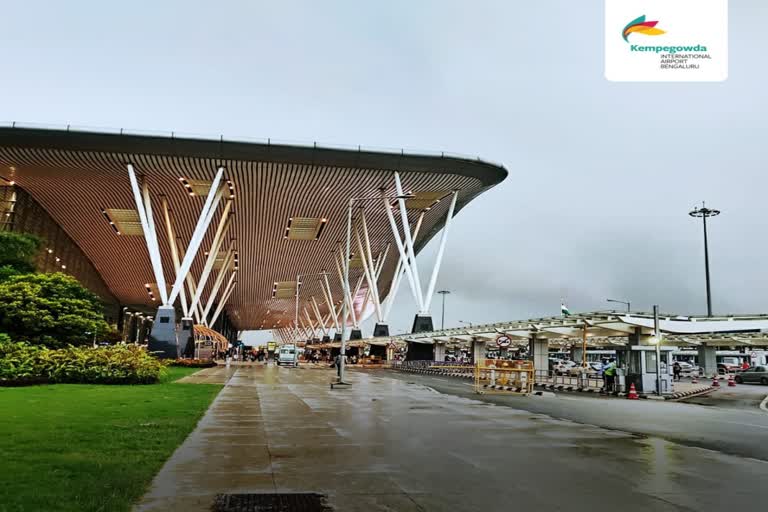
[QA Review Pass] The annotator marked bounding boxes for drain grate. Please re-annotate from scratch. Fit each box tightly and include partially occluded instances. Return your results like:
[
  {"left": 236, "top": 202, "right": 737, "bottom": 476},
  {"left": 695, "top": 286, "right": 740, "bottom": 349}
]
[{"left": 212, "top": 493, "right": 332, "bottom": 512}]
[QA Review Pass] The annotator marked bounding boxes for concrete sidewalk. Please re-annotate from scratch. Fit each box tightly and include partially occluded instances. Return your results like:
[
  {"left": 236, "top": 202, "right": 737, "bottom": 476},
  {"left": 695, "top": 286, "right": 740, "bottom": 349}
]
[{"left": 136, "top": 365, "right": 767, "bottom": 511}]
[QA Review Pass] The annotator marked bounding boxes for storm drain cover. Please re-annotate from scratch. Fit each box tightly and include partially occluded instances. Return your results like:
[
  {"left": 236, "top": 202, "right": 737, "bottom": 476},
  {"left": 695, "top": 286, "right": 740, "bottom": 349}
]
[{"left": 212, "top": 493, "right": 332, "bottom": 512}]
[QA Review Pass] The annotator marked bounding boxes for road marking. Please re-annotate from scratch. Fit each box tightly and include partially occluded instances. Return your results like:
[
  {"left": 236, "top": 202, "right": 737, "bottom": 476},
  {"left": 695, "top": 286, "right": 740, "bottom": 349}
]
[
  {"left": 721, "top": 420, "right": 768, "bottom": 430},
  {"left": 761, "top": 394, "right": 768, "bottom": 413}
]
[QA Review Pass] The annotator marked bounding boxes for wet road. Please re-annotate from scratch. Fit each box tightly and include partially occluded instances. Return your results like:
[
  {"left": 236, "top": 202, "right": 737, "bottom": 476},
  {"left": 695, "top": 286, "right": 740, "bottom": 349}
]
[
  {"left": 379, "top": 370, "right": 768, "bottom": 461},
  {"left": 137, "top": 365, "right": 767, "bottom": 511}
]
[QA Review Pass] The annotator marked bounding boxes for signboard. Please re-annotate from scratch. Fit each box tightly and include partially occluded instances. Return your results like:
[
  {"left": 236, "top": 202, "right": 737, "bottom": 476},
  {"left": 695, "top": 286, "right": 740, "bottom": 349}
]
[
  {"left": 496, "top": 335, "right": 512, "bottom": 348},
  {"left": 267, "top": 342, "right": 277, "bottom": 352}
]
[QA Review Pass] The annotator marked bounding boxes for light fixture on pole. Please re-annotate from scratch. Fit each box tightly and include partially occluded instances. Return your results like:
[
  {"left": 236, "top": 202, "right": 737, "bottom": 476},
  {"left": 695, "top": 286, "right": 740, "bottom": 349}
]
[
  {"left": 606, "top": 299, "right": 630, "bottom": 314},
  {"left": 437, "top": 290, "right": 450, "bottom": 330},
  {"left": 689, "top": 202, "right": 720, "bottom": 317}
]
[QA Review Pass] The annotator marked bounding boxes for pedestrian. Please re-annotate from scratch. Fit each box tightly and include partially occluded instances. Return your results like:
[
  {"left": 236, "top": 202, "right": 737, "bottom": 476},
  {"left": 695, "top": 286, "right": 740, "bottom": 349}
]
[
  {"left": 603, "top": 359, "right": 616, "bottom": 393},
  {"left": 673, "top": 361, "right": 682, "bottom": 381}
]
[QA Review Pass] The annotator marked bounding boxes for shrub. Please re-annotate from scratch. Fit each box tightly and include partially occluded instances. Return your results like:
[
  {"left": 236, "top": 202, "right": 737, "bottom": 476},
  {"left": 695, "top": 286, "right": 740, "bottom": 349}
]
[
  {"left": 170, "top": 359, "right": 217, "bottom": 368},
  {"left": 0, "top": 343, "right": 166, "bottom": 385},
  {"left": 0, "top": 272, "right": 115, "bottom": 347},
  {"left": 0, "top": 231, "right": 42, "bottom": 273}
]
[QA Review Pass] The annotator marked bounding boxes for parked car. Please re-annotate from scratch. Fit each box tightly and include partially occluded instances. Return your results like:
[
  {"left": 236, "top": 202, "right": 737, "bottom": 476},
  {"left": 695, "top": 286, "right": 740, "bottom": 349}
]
[
  {"left": 734, "top": 366, "right": 768, "bottom": 385},
  {"left": 550, "top": 359, "right": 576, "bottom": 375}
]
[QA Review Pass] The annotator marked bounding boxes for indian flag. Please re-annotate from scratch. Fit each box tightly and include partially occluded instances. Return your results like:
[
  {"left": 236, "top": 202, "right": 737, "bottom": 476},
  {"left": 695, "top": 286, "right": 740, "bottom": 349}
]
[{"left": 561, "top": 302, "right": 570, "bottom": 316}]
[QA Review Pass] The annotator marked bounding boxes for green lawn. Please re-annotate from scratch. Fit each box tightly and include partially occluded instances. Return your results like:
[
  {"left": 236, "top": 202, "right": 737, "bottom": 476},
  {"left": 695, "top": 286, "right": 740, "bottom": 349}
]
[{"left": 0, "top": 366, "right": 222, "bottom": 512}]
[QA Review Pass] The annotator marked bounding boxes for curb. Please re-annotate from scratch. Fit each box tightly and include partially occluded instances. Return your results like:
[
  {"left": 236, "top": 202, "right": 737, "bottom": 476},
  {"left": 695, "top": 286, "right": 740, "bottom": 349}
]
[{"left": 665, "top": 386, "right": 716, "bottom": 400}]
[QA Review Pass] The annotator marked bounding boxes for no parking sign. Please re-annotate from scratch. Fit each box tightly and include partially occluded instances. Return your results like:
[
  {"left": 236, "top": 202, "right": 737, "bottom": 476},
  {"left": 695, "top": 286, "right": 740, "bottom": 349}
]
[{"left": 496, "top": 335, "right": 511, "bottom": 348}]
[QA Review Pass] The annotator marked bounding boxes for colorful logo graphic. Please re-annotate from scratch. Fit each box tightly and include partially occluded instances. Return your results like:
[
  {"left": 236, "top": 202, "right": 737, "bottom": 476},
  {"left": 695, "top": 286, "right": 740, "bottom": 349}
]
[{"left": 622, "top": 15, "right": 666, "bottom": 42}]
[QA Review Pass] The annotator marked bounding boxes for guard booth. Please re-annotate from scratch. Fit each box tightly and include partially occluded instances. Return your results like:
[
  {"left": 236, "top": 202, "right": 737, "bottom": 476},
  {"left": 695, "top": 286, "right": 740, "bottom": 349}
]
[{"left": 616, "top": 346, "right": 675, "bottom": 395}]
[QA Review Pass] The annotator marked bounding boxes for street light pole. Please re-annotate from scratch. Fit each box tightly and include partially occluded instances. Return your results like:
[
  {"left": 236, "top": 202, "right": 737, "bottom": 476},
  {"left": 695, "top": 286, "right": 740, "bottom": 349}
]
[
  {"left": 606, "top": 299, "right": 630, "bottom": 314},
  {"left": 437, "top": 290, "right": 450, "bottom": 330},
  {"left": 689, "top": 202, "right": 720, "bottom": 317},
  {"left": 653, "top": 305, "right": 662, "bottom": 396}
]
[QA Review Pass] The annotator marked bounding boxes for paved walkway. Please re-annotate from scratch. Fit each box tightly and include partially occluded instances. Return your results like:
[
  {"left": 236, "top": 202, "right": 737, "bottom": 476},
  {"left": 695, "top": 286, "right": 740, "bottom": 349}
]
[{"left": 136, "top": 365, "right": 766, "bottom": 511}]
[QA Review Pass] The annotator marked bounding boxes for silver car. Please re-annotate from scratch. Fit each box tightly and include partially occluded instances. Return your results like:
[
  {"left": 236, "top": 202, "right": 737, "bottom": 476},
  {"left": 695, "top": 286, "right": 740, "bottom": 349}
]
[{"left": 734, "top": 366, "right": 768, "bottom": 385}]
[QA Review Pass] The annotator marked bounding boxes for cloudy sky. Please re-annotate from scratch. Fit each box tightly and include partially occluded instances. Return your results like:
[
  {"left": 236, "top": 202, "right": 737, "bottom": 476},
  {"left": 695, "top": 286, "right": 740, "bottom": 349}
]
[{"left": 3, "top": 1, "right": 766, "bottom": 339}]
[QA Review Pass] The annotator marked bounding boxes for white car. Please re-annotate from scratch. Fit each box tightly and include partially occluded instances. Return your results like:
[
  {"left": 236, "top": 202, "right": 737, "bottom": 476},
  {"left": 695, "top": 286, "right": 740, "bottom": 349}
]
[{"left": 277, "top": 344, "right": 299, "bottom": 367}]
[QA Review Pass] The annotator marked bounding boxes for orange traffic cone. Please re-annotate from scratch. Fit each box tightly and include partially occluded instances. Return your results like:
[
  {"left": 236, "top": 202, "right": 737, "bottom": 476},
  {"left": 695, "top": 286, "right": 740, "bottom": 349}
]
[
  {"left": 627, "top": 382, "right": 639, "bottom": 400},
  {"left": 712, "top": 374, "right": 720, "bottom": 387},
  {"left": 728, "top": 374, "right": 736, "bottom": 387},
  {"left": 691, "top": 374, "right": 699, "bottom": 384}
]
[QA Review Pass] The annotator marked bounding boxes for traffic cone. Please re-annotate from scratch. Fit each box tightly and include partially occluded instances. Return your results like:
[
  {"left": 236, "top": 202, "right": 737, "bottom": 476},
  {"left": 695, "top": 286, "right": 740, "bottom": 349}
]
[
  {"left": 712, "top": 374, "right": 720, "bottom": 387},
  {"left": 627, "top": 382, "right": 639, "bottom": 400},
  {"left": 691, "top": 374, "right": 699, "bottom": 384},
  {"left": 728, "top": 374, "right": 736, "bottom": 387}
]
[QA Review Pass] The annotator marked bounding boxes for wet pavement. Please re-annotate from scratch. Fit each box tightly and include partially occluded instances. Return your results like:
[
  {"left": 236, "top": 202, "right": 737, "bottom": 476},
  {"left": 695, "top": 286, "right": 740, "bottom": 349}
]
[{"left": 136, "top": 365, "right": 767, "bottom": 511}]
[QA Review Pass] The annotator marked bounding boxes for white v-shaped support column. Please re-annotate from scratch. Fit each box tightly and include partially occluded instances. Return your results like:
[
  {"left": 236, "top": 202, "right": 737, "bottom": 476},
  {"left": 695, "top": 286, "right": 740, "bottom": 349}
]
[
  {"left": 393, "top": 172, "right": 426, "bottom": 313},
  {"left": 383, "top": 211, "right": 424, "bottom": 322},
  {"left": 311, "top": 296, "right": 328, "bottom": 336},
  {"left": 383, "top": 194, "right": 423, "bottom": 312},
  {"left": 161, "top": 198, "right": 188, "bottom": 317},
  {"left": 127, "top": 165, "right": 168, "bottom": 305},
  {"left": 188, "top": 199, "right": 233, "bottom": 314},
  {"left": 334, "top": 248, "right": 358, "bottom": 328},
  {"left": 168, "top": 167, "right": 225, "bottom": 306},
  {"left": 209, "top": 270, "right": 236, "bottom": 327},
  {"left": 201, "top": 246, "right": 234, "bottom": 325},
  {"left": 423, "top": 191, "right": 458, "bottom": 311},
  {"left": 354, "top": 226, "right": 382, "bottom": 323},
  {"left": 321, "top": 273, "right": 340, "bottom": 332}
]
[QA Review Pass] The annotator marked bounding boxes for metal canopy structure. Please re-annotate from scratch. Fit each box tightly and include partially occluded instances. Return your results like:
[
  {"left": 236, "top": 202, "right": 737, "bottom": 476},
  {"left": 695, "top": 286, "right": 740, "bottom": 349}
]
[
  {"left": 376, "top": 312, "right": 768, "bottom": 348},
  {"left": 0, "top": 124, "right": 507, "bottom": 336}
]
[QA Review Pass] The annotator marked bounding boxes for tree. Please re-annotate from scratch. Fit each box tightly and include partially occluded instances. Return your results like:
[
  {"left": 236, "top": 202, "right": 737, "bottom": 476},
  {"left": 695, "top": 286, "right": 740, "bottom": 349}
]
[
  {"left": 0, "top": 231, "right": 42, "bottom": 281},
  {"left": 0, "top": 272, "right": 113, "bottom": 347}
]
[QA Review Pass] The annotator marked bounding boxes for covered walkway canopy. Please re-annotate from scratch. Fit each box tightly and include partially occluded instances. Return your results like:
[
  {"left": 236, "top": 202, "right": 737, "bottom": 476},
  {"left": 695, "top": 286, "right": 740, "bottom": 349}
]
[{"left": 362, "top": 312, "right": 768, "bottom": 349}]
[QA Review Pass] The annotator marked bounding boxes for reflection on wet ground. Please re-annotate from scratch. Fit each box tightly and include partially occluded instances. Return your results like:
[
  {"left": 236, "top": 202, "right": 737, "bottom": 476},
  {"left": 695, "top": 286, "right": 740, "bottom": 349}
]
[{"left": 136, "top": 365, "right": 766, "bottom": 511}]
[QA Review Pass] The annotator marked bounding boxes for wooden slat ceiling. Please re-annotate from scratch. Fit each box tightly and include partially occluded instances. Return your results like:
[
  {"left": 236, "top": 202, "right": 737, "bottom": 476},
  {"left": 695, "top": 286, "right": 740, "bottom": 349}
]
[{"left": 0, "top": 128, "right": 506, "bottom": 331}]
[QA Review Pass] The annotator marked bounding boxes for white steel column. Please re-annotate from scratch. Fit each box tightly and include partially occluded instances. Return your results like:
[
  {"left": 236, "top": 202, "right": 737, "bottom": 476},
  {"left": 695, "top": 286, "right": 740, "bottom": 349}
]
[
  {"left": 423, "top": 191, "right": 459, "bottom": 311},
  {"left": 354, "top": 226, "right": 382, "bottom": 322},
  {"left": 188, "top": 199, "right": 233, "bottom": 313},
  {"left": 321, "top": 274, "right": 340, "bottom": 332},
  {"left": 201, "top": 246, "right": 234, "bottom": 324},
  {"left": 210, "top": 272, "right": 236, "bottom": 327},
  {"left": 334, "top": 248, "right": 357, "bottom": 328},
  {"left": 393, "top": 172, "right": 426, "bottom": 313},
  {"left": 383, "top": 211, "right": 424, "bottom": 322},
  {"left": 359, "top": 211, "right": 383, "bottom": 320},
  {"left": 304, "top": 307, "right": 318, "bottom": 337},
  {"left": 161, "top": 198, "right": 188, "bottom": 317},
  {"left": 311, "top": 296, "right": 328, "bottom": 336},
  {"left": 127, "top": 165, "right": 168, "bottom": 305},
  {"left": 168, "top": 167, "right": 225, "bottom": 305},
  {"left": 383, "top": 195, "right": 423, "bottom": 311}
]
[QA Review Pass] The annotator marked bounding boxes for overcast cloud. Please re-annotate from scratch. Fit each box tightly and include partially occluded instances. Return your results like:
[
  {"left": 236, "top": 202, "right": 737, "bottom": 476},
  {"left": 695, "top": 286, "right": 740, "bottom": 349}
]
[{"left": 2, "top": 1, "right": 766, "bottom": 340}]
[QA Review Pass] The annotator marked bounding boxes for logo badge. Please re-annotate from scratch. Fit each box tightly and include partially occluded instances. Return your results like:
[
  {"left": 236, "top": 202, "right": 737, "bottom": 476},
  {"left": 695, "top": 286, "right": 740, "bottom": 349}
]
[{"left": 622, "top": 15, "right": 666, "bottom": 42}]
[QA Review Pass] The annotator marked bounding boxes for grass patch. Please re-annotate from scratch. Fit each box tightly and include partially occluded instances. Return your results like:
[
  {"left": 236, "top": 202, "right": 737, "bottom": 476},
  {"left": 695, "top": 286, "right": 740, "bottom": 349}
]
[{"left": 0, "top": 365, "right": 221, "bottom": 512}]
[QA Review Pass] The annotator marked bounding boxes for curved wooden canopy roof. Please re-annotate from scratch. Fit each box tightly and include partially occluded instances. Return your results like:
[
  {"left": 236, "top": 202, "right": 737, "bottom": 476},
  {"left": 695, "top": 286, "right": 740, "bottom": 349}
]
[{"left": 0, "top": 126, "right": 507, "bottom": 331}]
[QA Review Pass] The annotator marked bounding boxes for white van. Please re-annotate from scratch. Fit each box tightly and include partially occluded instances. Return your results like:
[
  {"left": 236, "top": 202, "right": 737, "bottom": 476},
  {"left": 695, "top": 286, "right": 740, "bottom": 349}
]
[{"left": 277, "top": 344, "right": 298, "bottom": 367}]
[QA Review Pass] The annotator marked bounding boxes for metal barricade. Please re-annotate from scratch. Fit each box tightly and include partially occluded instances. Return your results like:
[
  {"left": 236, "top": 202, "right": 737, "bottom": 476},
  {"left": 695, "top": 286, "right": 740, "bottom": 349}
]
[{"left": 474, "top": 359, "right": 534, "bottom": 395}]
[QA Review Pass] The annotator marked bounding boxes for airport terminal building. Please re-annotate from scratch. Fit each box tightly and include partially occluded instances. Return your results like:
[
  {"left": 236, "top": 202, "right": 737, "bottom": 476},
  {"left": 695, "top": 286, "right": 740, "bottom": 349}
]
[{"left": 0, "top": 124, "right": 507, "bottom": 354}]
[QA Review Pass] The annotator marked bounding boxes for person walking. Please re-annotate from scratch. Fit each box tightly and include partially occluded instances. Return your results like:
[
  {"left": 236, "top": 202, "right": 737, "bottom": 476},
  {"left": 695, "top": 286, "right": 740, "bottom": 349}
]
[{"left": 673, "top": 361, "right": 682, "bottom": 382}]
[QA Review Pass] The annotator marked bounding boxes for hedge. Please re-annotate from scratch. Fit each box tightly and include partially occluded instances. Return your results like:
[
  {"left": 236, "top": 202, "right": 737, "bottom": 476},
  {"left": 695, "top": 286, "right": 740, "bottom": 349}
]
[{"left": 0, "top": 342, "right": 165, "bottom": 385}]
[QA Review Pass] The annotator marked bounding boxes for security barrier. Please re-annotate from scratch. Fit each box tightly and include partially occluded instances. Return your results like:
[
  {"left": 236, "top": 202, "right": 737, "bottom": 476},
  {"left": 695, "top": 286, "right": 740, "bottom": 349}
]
[{"left": 475, "top": 359, "right": 534, "bottom": 395}]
